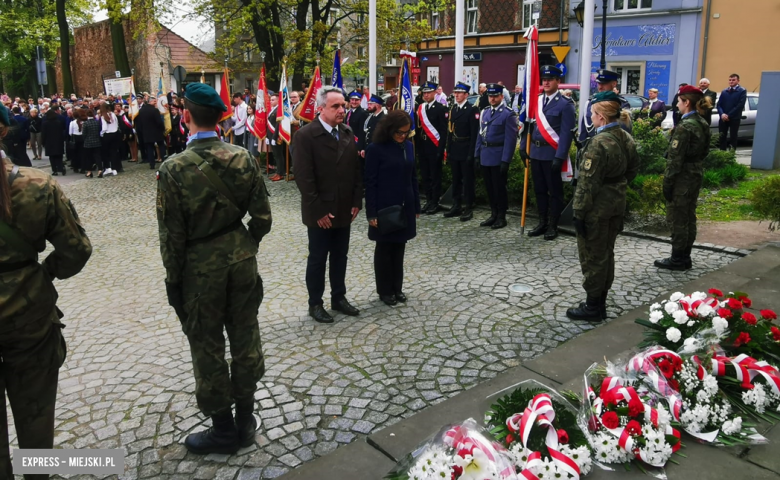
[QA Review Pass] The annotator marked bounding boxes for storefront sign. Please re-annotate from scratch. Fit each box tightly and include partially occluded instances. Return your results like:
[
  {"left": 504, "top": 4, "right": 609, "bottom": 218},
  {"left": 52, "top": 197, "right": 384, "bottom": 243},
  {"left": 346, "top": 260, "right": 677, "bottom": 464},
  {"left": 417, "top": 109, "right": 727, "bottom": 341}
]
[
  {"left": 463, "top": 52, "right": 482, "bottom": 61},
  {"left": 645, "top": 60, "right": 671, "bottom": 102},
  {"left": 593, "top": 24, "right": 676, "bottom": 57}
]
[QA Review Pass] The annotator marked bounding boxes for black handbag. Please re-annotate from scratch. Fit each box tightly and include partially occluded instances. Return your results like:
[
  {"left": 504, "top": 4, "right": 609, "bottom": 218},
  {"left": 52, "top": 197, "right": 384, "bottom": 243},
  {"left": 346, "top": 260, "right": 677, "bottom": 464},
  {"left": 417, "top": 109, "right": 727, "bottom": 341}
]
[{"left": 377, "top": 204, "right": 407, "bottom": 235}]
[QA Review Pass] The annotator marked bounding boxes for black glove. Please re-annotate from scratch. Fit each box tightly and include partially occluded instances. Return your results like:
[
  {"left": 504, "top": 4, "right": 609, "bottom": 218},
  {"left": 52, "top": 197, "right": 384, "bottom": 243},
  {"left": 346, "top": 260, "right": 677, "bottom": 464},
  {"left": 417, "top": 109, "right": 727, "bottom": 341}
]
[
  {"left": 573, "top": 218, "right": 587, "bottom": 237},
  {"left": 519, "top": 149, "right": 529, "bottom": 161},
  {"left": 551, "top": 157, "right": 564, "bottom": 172},
  {"left": 500, "top": 161, "right": 510, "bottom": 175},
  {"left": 165, "top": 282, "right": 187, "bottom": 322},
  {"left": 663, "top": 184, "right": 674, "bottom": 203}
]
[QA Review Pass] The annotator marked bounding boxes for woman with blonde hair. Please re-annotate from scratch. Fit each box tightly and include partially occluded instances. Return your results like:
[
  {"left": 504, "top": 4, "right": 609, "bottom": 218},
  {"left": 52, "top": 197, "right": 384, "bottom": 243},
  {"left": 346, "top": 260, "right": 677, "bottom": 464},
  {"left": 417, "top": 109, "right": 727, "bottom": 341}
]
[
  {"left": 655, "top": 85, "right": 712, "bottom": 271},
  {"left": 567, "top": 91, "right": 639, "bottom": 322}
]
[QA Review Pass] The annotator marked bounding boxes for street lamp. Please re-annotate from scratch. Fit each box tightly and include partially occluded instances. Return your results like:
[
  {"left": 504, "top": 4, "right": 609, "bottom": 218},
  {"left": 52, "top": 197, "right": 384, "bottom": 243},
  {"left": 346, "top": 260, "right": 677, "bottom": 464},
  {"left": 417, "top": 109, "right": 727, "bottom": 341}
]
[{"left": 574, "top": 0, "right": 608, "bottom": 69}]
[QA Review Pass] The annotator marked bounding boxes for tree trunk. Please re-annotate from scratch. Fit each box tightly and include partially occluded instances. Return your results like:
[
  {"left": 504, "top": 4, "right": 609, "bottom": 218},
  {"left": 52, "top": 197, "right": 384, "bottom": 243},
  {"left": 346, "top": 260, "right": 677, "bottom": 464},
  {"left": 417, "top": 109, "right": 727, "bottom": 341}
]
[
  {"left": 46, "top": 63, "right": 57, "bottom": 95},
  {"left": 107, "top": 0, "right": 132, "bottom": 76},
  {"left": 291, "top": 0, "right": 311, "bottom": 91},
  {"left": 56, "top": 0, "right": 74, "bottom": 95},
  {"left": 241, "top": 0, "right": 285, "bottom": 87}
]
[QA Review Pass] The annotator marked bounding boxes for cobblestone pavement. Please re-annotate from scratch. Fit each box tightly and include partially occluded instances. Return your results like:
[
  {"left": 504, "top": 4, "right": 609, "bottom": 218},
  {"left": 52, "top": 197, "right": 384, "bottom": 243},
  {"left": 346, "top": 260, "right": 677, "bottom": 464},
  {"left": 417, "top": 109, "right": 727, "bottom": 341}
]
[{"left": 7, "top": 161, "right": 739, "bottom": 479}]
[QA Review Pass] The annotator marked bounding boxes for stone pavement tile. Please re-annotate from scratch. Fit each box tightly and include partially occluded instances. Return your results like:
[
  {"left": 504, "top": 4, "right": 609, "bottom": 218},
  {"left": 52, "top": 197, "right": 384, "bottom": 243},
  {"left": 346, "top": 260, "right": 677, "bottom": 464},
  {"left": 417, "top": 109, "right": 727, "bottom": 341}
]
[
  {"left": 744, "top": 423, "right": 780, "bottom": 475},
  {"left": 278, "top": 440, "right": 393, "bottom": 480}
]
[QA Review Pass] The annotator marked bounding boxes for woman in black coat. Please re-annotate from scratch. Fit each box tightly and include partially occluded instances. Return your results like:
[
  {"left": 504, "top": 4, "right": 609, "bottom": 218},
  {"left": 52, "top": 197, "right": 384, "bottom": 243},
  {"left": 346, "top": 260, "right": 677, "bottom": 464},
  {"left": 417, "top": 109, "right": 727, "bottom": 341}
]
[
  {"left": 365, "top": 110, "right": 421, "bottom": 306},
  {"left": 41, "top": 109, "right": 67, "bottom": 175}
]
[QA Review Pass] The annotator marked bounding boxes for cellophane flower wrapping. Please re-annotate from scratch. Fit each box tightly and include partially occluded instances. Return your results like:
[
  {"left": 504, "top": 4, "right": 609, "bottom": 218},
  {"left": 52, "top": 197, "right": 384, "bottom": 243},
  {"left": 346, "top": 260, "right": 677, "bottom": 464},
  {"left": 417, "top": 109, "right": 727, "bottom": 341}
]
[
  {"left": 483, "top": 379, "right": 593, "bottom": 479},
  {"left": 578, "top": 362, "right": 682, "bottom": 479},
  {"left": 383, "top": 418, "right": 519, "bottom": 480},
  {"left": 625, "top": 346, "right": 768, "bottom": 446}
]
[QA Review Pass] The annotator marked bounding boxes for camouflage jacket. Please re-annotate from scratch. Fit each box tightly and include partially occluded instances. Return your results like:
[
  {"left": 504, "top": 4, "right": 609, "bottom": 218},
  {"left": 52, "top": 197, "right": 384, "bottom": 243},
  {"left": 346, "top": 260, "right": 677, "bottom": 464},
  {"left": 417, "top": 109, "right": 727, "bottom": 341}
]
[
  {"left": 573, "top": 124, "right": 640, "bottom": 220},
  {"left": 664, "top": 112, "right": 711, "bottom": 189},
  {"left": 0, "top": 159, "right": 92, "bottom": 326},
  {"left": 156, "top": 137, "right": 272, "bottom": 284}
]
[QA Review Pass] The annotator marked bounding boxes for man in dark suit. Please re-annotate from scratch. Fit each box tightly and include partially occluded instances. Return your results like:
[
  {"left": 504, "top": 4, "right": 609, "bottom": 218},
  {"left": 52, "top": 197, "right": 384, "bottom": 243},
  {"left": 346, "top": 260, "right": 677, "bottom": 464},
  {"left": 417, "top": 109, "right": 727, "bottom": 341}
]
[
  {"left": 359, "top": 95, "right": 385, "bottom": 158},
  {"left": 415, "top": 81, "right": 448, "bottom": 214},
  {"left": 645, "top": 88, "right": 666, "bottom": 127},
  {"left": 509, "top": 85, "right": 523, "bottom": 114},
  {"left": 267, "top": 94, "right": 285, "bottom": 181},
  {"left": 9, "top": 107, "right": 31, "bottom": 166},
  {"left": 698, "top": 78, "right": 717, "bottom": 121},
  {"left": 135, "top": 96, "right": 165, "bottom": 169},
  {"left": 716, "top": 73, "right": 747, "bottom": 151},
  {"left": 521, "top": 65, "right": 576, "bottom": 240},
  {"left": 346, "top": 91, "right": 367, "bottom": 150},
  {"left": 444, "top": 82, "right": 479, "bottom": 221},
  {"left": 475, "top": 83, "right": 489, "bottom": 111},
  {"left": 293, "top": 86, "right": 363, "bottom": 324}
]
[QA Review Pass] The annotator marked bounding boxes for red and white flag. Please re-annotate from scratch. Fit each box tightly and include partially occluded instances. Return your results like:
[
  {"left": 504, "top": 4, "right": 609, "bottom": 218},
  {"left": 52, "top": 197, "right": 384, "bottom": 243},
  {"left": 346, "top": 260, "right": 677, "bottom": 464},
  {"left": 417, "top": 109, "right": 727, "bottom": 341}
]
[
  {"left": 252, "top": 63, "right": 269, "bottom": 140},
  {"left": 295, "top": 65, "right": 322, "bottom": 123}
]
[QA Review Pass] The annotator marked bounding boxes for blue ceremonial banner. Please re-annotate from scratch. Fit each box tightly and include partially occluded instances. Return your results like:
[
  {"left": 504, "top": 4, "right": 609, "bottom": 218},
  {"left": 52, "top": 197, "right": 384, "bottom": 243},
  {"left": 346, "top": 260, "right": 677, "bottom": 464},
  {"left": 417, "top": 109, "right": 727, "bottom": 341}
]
[
  {"left": 157, "top": 76, "right": 163, "bottom": 97},
  {"left": 331, "top": 49, "right": 343, "bottom": 89},
  {"left": 399, "top": 57, "right": 415, "bottom": 134}
]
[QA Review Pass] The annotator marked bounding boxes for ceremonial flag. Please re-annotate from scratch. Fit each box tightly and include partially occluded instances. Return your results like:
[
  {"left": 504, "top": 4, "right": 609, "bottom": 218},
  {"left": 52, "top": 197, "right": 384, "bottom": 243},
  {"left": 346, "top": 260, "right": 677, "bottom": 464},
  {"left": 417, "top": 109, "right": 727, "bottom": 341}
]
[
  {"left": 331, "top": 50, "right": 343, "bottom": 89},
  {"left": 360, "top": 90, "right": 369, "bottom": 110},
  {"left": 520, "top": 24, "right": 540, "bottom": 125},
  {"left": 252, "top": 63, "right": 269, "bottom": 140},
  {"left": 277, "top": 64, "right": 293, "bottom": 144},
  {"left": 295, "top": 65, "right": 322, "bottom": 123},
  {"left": 157, "top": 75, "right": 163, "bottom": 98},
  {"left": 398, "top": 57, "right": 415, "bottom": 135},
  {"left": 128, "top": 77, "right": 140, "bottom": 120},
  {"left": 219, "top": 66, "right": 234, "bottom": 122}
]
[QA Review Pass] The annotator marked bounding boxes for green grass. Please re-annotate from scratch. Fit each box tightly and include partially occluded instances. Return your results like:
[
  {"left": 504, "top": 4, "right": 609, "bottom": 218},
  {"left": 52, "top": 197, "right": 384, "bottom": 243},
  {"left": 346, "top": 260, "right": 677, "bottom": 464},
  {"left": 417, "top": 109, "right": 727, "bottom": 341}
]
[{"left": 697, "top": 172, "right": 776, "bottom": 221}]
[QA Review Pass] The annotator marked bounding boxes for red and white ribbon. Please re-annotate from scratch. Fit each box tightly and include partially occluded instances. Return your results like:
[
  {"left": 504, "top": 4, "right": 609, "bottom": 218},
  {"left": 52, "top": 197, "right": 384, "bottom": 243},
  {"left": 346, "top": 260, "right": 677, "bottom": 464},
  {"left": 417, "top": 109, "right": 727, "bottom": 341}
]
[
  {"left": 535, "top": 95, "right": 572, "bottom": 181},
  {"left": 417, "top": 104, "right": 441, "bottom": 147}
]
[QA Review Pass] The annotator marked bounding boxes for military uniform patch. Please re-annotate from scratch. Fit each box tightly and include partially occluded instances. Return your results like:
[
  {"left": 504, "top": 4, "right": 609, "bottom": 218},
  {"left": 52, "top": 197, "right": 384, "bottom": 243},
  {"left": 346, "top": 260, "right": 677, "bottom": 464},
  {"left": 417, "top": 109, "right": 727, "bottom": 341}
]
[
  {"left": 475, "top": 113, "right": 480, "bottom": 119},
  {"left": 156, "top": 189, "right": 164, "bottom": 213},
  {"left": 671, "top": 139, "right": 679, "bottom": 149},
  {"left": 583, "top": 158, "right": 592, "bottom": 171}
]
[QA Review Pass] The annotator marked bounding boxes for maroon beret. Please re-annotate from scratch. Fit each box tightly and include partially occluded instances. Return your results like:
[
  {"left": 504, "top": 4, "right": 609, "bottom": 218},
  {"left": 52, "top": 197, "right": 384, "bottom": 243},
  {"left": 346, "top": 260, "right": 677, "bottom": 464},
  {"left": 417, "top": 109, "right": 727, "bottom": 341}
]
[{"left": 678, "top": 85, "right": 703, "bottom": 95}]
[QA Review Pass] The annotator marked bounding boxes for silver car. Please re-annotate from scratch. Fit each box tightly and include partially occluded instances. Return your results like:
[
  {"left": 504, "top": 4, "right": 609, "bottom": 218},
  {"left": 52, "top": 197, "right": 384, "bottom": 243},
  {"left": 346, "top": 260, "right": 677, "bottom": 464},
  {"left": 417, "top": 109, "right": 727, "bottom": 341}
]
[{"left": 661, "top": 92, "right": 759, "bottom": 140}]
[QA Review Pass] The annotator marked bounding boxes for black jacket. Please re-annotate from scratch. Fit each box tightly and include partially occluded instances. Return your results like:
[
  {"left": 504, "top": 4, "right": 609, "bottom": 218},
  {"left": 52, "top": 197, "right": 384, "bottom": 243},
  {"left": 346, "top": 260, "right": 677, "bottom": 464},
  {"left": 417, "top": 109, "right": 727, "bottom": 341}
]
[
  {"left": 41, "top": 115, "right": 66, "bottom": 156},
  {"left": 135, "top": 103, "right": 165, "bottom": 143},
  {"left": 446, "top": 102, "right": 479, "bottom": 161},
  {"left": 347, "top": 107, "right": 368, "bottom": 148},
  {"left": 415, "top": 101, "right": 448, "bottom": 160}
]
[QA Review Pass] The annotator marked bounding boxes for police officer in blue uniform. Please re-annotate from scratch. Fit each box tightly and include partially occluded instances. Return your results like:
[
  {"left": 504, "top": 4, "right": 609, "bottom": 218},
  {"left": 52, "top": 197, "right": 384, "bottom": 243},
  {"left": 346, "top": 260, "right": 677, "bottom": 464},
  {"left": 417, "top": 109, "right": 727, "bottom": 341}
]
[
  {"left": 346, "top": 90, "right": 368, "bottom": 148},
  {"left": 444, "top": 82, "right": 480, "bottom": 221},
  {"left": 359, "top": 94, "right": 386, "bottom": 155},
  {"left": 578, "top": 69, "right": 632, "bottom": 144},
  {"left": 521, "top": 65, "right": 576, "bottom": 240},
  {"left": 475, "top": 83, "right": 519, "bottom": 229},
  {"left": 415, "top": 81, "right": 449, "bottom": 214}
]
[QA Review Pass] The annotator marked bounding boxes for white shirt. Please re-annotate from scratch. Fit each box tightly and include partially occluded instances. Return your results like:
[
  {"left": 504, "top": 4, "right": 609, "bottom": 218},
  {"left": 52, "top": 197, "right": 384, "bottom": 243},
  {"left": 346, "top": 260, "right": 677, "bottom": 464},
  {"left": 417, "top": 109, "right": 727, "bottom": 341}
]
[
  {"left": 101, "top": 112, "right": 119, "bottom": 134},
  {"left": 68, "top": 120, "right": 83, "bottom": 136},
  {"left": 318, "top": 115, "right": 338, "bottom": 139},
  {"left": 231, "top": 102, "right": 248, "bottom": 135}
]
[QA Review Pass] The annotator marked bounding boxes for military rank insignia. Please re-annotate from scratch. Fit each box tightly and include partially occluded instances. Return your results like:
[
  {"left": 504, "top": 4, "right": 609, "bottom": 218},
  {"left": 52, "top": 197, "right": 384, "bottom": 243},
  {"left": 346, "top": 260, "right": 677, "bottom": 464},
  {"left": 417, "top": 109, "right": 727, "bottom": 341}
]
[
  {"left": 583, "top": 159, "right": 592, "bottom": 171},
  {"left": 671, "top": 140, "right": 679, "bottom": 149}
]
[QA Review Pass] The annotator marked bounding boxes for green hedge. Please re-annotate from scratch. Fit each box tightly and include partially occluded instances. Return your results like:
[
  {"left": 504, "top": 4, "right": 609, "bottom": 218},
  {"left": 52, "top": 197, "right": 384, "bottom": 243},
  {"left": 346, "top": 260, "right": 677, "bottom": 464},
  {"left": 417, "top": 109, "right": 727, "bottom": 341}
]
[{"left": 750, "top": 176, "right": 780, "bottom": 231}]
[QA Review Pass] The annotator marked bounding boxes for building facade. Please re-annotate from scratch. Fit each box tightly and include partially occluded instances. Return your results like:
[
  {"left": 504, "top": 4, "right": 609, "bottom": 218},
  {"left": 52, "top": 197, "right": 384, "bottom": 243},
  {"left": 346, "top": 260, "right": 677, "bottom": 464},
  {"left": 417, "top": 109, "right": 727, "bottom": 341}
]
[
  {"left": 415, "top": 0, "right": 569, "bottom": 92},
  {"left": 567, "top": 0, "right": 704, "bottom": 103},
  {"left": 696, "top": 0, "right": 780, "bottom": 93}
]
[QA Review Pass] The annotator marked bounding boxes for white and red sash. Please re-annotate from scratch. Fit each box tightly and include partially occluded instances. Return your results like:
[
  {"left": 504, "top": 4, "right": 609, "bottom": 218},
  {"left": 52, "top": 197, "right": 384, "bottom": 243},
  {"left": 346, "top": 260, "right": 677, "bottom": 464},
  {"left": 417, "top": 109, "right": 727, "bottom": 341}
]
[
  {"left": 417, "top": 103, "right": 441, "bottom": 147},
  {"left": 536, "top": 94, "right": 573, "bottom": 182},
  {"left": 178, "top": 115, "right": 185, "bottom": 136},
  {"left": 121, "top": 114, "right": 133, "bottom": 130},
  {"left": 267, "top": 107, "right": 277, "bottom": 135}
]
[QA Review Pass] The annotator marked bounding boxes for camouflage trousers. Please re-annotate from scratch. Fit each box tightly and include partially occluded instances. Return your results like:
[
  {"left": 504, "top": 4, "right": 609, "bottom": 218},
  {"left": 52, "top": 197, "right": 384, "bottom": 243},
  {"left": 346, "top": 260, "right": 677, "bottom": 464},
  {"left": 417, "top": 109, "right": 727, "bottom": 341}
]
[
  {"left": 667, "top": 180, "right": 701, "bottom": 252},
  {"left": 0, "top": 310, "right": 66, "bottom": 480},
  {"left": 576, "top": 214, "right": 623, "bottom": 298},
  {"left": 181, "top": 258, "right": 265, "bottom": 417}
]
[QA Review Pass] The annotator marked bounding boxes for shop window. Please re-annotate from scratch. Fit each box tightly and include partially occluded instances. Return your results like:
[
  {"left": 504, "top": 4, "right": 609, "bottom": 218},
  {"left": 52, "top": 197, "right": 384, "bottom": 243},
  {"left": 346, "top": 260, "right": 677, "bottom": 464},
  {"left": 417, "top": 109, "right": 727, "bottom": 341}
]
[
  {"left": 467, "top": 0, "right": 478, "bottom": 34},
  {"left": 613, "top": 0, "right": 652, "bottom": 12},
  {"left": 521, "top": 0, "right": 534, "bottom": 29}
]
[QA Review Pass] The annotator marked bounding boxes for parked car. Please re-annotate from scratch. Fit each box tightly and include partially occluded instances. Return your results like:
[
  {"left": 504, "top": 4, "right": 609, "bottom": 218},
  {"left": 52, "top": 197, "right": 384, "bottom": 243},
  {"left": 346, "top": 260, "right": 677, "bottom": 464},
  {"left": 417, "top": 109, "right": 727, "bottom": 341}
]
[
  {"left": 623, "top": 94, "right": 650, "bottom": 111},
  {"left": 660, "top": 92, "right": 759, "bottom": 140}
]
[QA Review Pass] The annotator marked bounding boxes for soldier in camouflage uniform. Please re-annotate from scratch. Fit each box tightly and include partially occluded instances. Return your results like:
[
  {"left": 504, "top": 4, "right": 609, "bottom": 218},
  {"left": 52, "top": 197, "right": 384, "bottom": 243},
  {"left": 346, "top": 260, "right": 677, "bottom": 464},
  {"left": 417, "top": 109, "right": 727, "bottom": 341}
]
[
  {"left": 567, "top": 92, "right": 639, "bottom": 322},
  {"left": 0, "top": 103, "right": 92, "bottom": 479},
  {"left": 156, "top": 83, "right": 272, "bottom": 455},
  {"left": 655, "top": 86, "right": 712, "bottom": 271}
]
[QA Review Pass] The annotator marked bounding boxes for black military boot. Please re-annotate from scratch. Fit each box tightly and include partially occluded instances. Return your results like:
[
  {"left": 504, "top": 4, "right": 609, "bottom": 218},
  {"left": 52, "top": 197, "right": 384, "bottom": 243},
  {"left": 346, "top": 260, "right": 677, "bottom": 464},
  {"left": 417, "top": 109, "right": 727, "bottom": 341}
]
[
  {"left": 184, "top": 410, "right": 239, "bottom": 455},
  {"left": 544, "top": 218, "right": 559, "bottom": 240},
  {"left": 684, "top": 247, "right": 693, "bottom": 270},
  {"left": 491, "top": 212, "right": 507, "bottom": 229},
  {"left": 460, "top": 206, "right": 474, "bottom": 222},
  {"left": 600, "top": 292, "right": 608, "bottom": 320},
  {"left": 654, "top": 250, "right": 688, "bottom": 271},
  {"left": 443, "top": 202, "right": 462, "bottom": 218},
  {"left": 480, "top": 210, "right": 497, "bottom": 227},
  {"left": 235, "top": 398, "right": 258, "bottom": 448},
  {"left": 421, "top": 200, "right": 431, "bottom": 213},
  {"left": 425, "top": 202, "right": 442, "bottom": 215},
  {"left": 527, "top": 220, "right": 548, "bottom": 237},
  {"left": 566, "top": 296, "right": 603, "bottom": 322}
]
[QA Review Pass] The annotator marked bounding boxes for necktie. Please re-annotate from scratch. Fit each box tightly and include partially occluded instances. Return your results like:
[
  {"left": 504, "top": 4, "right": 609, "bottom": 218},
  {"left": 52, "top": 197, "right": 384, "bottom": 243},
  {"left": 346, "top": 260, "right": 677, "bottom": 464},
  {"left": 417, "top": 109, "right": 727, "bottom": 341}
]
[
  {"left": 543, "top": 96, "right": 549, "bottom": 108},
  {"left": 491, "top": 108, "right": 496, "bottom": 116},
  {"left": 729, "top": 88, "right": 734, "bottom": 93},
  {"left": 347, "top": 110, "right": 352, "bottom": 123},
  {"left": 331, "top": 128, "right": 338, "bottom": 141}
]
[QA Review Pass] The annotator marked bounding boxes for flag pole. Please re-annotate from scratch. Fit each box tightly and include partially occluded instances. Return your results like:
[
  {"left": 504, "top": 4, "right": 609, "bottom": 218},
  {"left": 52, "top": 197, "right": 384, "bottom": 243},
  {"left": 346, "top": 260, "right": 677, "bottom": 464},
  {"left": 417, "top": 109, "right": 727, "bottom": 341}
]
[{"left": 520, "top": 12, "right": 540, "bottom": 237}]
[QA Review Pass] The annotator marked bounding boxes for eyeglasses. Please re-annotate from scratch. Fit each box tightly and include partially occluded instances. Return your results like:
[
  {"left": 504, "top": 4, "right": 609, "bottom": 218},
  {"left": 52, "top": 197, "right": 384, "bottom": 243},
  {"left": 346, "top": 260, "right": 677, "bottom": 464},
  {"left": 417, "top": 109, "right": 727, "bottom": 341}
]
[{"left": 394, "top": 129, "right": 411, "bottom": 137}]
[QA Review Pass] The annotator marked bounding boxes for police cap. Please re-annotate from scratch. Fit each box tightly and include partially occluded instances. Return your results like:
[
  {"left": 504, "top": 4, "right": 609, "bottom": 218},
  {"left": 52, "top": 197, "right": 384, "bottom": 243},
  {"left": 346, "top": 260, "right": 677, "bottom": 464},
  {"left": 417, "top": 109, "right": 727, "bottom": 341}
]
[
  {"left": 595, "top": 69, "right": 620, "bottom": 83},
  {"left": 184, "top": 83, "right": 227, "bottom": 112},
  {"left": 368, "top": 94, "right": 385, "bottom": 106},
  {"left": 486, "top": 83, "right": 503, "bottom": 95},
  {"left": 540, "top": 65, "right": 563, "bottom": 79},
  {"left": 348, "top": 90, "right": 362, "bottom": 99},
  {"left": 453, "top": 82, "right": 471, "bottom": 94},
  {"left": 421, "top": 81, "right": 438, "bottom": 93}
]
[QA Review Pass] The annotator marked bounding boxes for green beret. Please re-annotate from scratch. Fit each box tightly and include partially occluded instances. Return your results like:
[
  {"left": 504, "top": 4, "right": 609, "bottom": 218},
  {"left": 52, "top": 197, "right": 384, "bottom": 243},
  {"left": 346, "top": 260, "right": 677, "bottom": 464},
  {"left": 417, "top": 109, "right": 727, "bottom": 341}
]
[
  {"left": 0, "top": 103, "right": 9, "bottom": 127},
  {"left": 184, "top": 83, "right": 227, "bottom": 112},
  {"left": 591, "top": 91, "right": 621, "bottom": 104}
]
